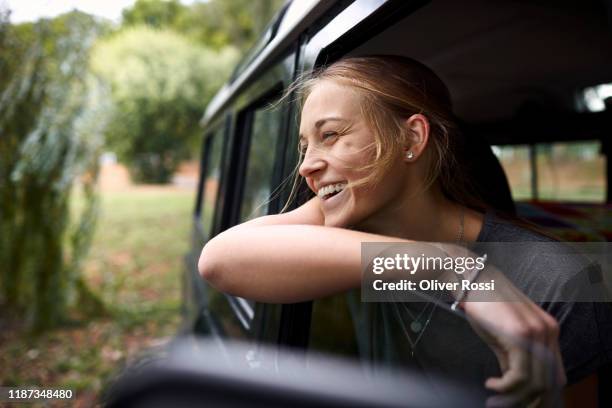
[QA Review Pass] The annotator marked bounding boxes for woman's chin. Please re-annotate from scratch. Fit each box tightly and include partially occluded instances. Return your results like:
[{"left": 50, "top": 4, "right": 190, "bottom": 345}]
[
  {"left": 323, "top": 212, "right": 357, "bottom": 229},
  {"left": 323, "top": 214, "right": 348, "bottom": 229},
  {"left": 323, "top": 217, "right": 341, "bottom": 228},
  {"left": 321, "top": 192, "right": 356, "bottom": 228}
]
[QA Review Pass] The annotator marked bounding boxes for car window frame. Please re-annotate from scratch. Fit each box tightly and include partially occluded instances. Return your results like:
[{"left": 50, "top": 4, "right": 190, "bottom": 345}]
[
  {"left": 194, "top": 118, "right": 230, "bottom": 241},
  {"left": 197, "top": 50, "right": 299, "bottom": 345},
  {"left": 185, "top": 115, "right": 231, "bottom": 336}
]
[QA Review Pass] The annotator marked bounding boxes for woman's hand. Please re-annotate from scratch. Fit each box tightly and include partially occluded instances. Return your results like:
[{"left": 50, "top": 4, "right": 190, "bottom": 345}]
[{"left": 462, "top": 273, "right": 566, "bottom": 407}]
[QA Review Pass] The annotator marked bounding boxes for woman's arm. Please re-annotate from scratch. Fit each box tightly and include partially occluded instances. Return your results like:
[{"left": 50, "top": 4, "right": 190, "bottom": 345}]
[
  {"left": 235, "top": 196, "right": 325, "bottom": 228},
  {"left": 199, "top": 198, "right": 566, "bottom": 405},
  {"left": 198, "top": 196, "right": 416, "bottom": 302}
]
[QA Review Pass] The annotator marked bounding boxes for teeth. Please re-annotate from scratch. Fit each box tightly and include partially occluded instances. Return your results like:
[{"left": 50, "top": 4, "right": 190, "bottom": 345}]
[{"left": 317, "top": 183, "right": 347, "bottom": 199}]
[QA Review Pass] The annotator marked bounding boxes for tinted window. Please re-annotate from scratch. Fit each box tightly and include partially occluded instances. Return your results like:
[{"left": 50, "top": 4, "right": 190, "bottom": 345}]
[
  {"left": 492, "top": 145, "right": 533, "bottom": 201},
  {"left": 201, "top": 130, "right": 224, "bottom": 236},
  {"left": 308, "top": 293, "right": 360, "bottom": 358},
  {"left": 307, "top": 291, "right": 502, "bottom": 394},
  {"left": 239, "top": 104, "right": 282, "bottom": 222},
  {"left": 535, "top": 141, "right": 605, "bottom": 202},
  {"left": 493, "top": 141, "right": 605, "bottom": 202}
]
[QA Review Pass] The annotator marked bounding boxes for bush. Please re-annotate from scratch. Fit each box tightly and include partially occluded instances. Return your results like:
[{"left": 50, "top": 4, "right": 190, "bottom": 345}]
[
  {"left": 0, "top": 10, "right": 108, "bottom": 331},
  {"left": 91, "top": 27, "right": 239, "bottom": 183}
]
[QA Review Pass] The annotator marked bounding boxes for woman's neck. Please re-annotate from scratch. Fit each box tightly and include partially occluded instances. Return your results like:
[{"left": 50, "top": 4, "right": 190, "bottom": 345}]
[{"left": 354, "top": 187, "right": 483, "bottom": 243}]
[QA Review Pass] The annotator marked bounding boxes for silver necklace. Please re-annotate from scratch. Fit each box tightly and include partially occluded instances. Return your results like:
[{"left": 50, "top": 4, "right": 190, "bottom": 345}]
[
  {"left": 396, "top": 207, "right": 466, "bottom": 354},
  {"left": 393, "top": 293, "right": 442, "bottom": 356},
  {"left": 456, "top": 206, "right": 465, "bottom": 244}
]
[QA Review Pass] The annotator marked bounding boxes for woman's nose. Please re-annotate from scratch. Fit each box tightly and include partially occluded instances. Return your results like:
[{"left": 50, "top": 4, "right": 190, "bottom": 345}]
[{"left": 298, "top": 149, "right": 326, "bottom": 178}]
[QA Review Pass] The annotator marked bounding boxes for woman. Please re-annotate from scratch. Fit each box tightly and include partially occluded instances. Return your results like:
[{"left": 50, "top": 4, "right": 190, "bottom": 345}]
[{"left": 199, "top": 56, "right": 610, "bottom": 406}]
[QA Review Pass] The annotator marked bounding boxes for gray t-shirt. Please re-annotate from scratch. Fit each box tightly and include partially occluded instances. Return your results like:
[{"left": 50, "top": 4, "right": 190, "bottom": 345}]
[
  {"left": 473, "top": 210, "right": 612, "bottom": 385},
  {"left": 353, "top": 210, "right": 612, "bottom": 388}
]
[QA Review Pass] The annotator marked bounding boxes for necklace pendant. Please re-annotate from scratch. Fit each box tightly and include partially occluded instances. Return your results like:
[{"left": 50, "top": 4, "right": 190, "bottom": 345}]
[{"left": 410, "top": 321, "right": 422, "bottom": 333}]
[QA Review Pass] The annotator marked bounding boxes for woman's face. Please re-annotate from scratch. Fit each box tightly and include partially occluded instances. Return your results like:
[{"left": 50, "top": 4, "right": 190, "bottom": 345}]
[{"left": 298, "top": 80, "right": 408, "bottom": 229}]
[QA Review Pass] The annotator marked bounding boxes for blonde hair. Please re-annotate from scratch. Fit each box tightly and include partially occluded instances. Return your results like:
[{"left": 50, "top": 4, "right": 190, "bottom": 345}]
[{"left": 281, "top": 55, "right": 484, "bottom": 213}]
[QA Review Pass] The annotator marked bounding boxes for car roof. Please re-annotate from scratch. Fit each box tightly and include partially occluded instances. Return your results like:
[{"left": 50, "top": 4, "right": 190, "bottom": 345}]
[
  {"left": 200, "top": 0, "right": 336, "bottom": 128},
  {"left": 348, "top": 0, "right": 612, "bottom": 124},
  {"left": 201, "top": 0, "right": 612, "bottom": 132}
]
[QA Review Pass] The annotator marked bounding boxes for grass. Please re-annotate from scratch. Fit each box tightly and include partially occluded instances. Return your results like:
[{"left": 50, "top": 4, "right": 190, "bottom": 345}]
[{"left": 0, "top": 186, "right": 195, "bottom": 407}]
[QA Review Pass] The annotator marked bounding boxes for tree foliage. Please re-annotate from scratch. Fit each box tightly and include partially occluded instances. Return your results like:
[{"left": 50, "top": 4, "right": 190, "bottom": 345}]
[
  {"left": 0, "top": 10, "right": 108, "bottom": 332},
  {"left": 122, "top": 0, "right": 184, "bottom": 29},
  {"left": 122, "top": 0, "right": 286, "bottom": 51},
  {"left": 92, "top": 0, "right": 284, "bottom": 182},
  {"left": 0, "top": 0, "right": 286, "bottom": 332},
  {"left": 91, "top": 27, "right": 239, "bottom": 182}
]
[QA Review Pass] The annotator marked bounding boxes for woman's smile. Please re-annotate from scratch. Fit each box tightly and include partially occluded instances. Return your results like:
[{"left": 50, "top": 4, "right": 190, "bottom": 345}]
[
  {"left": 317, "top": 182, "right": 348, "bottom": 200},
  {"left": 320, "top": 184, "right": 349, "bottom": 209}
]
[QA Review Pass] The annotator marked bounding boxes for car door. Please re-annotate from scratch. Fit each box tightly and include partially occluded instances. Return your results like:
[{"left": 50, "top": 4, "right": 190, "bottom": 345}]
[{"left": 187, "top": 50, "right": 300, "bottom": 348}]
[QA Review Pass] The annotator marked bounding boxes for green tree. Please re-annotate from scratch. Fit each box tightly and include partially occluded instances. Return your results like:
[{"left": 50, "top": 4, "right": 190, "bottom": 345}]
[
  {"left": 91, "top": 26, "right": 239, "bottom": 183},
  {"left": 0, "top": 10, "right": 108, "bottom": 332},
  {"left": 122, "top": 0, "right": 185, "bottom": 29},
  {"left": 122, "top": 0, "right": 286, "bottom": 51}
]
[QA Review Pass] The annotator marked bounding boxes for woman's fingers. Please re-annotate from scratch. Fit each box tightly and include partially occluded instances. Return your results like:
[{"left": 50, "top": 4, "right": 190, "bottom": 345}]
[
  {"left": 522, "top": 307, "right": 551, "bottom": 401},
  {"left": 485, "top": 344, "right": 530, "bottom": 393},
  {"left": 523, "top": 304, "right": 565, "bottom": 400},
  {"left": 538, "top": 311, "right": 565, "bottom": 386},
  {"left": 466, "top": 298, "right": 565, "bottom": 406},
  {"left": 485, "top": 341, "right": 554, "bottom": 407}
]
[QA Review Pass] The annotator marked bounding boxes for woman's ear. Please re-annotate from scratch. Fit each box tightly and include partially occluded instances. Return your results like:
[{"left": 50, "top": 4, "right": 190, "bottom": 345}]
[{"left": 402, "top": 114, "right": 430, "bottom": 162}]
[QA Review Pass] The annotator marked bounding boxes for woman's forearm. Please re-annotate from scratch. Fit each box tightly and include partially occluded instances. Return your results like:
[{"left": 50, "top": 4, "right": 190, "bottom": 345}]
[{"left": 198, "top": 224, "right": 407, "bottom": 303}]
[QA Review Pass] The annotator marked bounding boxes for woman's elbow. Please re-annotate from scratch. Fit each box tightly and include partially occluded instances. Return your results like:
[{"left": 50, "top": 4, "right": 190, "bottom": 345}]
[{"left": 198, "top": 240, "right": 225, "bottom": 289}]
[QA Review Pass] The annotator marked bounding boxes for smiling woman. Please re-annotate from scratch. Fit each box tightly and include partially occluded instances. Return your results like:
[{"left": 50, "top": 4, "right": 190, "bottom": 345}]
[{"left": 198, "top": 55, "right": 612, "bottom": 407}]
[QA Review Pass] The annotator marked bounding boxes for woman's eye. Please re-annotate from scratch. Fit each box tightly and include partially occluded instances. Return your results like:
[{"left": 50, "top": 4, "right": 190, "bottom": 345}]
[
  {"left": 299, "top": 144, "right": 308, "bottom": 154},
  {"left": 322, "top": 131, "right": 337, "bottom": 140}
]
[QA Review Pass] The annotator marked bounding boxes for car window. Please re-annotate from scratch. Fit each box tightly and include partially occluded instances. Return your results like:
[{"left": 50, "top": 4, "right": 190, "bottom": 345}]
[
  {"left": 535, "top": 141, "right": 605, "bottom": 202},
  {"left": 354, "top": 299, "right": 502, "bottom": 387},
  {"left": 307, "top": 293, "right": 360, "bottom": 358},
  {"left": 493, "top": 141, "right": 606, "bottom": 202},
  {"left": 306, "top": 290, "right": 508, "bottom": 394},
  {"left": 239, "top": 103, "right": 283, "bottom": 222},
  {"left": 491, "top": 145, "right": 533, "bottom": 201},
  {"left": 195, "top": 126, "right": 252, "bottom": 339},
  {"left": 200, "top": 128, "right": 224, "bottom": 237}
]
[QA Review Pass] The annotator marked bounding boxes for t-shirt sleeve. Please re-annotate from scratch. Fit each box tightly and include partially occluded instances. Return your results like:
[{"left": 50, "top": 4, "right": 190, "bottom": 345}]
[
  {"left": 545, "top": 262, "right": 612, "bottom": 385},
  {"left": 548, "top": 301, "right": 612, "bottom": 384}
]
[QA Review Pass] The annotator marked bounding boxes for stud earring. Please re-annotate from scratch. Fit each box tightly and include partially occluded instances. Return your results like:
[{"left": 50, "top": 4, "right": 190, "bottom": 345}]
[{"left": 405, "top": 150, "right": 414, "bottom": 160}]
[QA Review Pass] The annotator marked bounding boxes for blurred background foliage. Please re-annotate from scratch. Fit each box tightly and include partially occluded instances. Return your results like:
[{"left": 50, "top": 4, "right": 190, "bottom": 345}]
[
  {"left": 91, "top": 27, "right": 238, "bottom": 182},
  {"left": 0, "top": 2, "right": 285, "bottom": 397},
  {"left": 1, "top": 0, "right": 284, "bottom": 332},
  {"left": 122, "top": 0, "right": 285, "bottom": 51},
  {"left": 0, "top": 9, "right": 110, "bottom": 332}
]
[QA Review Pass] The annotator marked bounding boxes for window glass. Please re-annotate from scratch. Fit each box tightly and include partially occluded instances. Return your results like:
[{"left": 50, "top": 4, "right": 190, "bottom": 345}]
[
  {"left": 206, "top": 291, "right": 251, "bottom": 339},
  {"left": 493, "top": 141, "right": 605, "bottom": 202},
  {"left": 307, "top": 291, "right": 501, "bottom": 396},
  {"left": 491, "top": 145, "right": 533, "bottom": 200},
  {"left": 536, "top": 141, "right": 605, "bottom": 202},
  {"left": 308, "top": 293, "right": 360, "bottom": 358},
  {"left": 201, "top": 130, "right": 224, "bottom": 236},
  {"left": 239, "top": 105, "right": 282, "bottom": 222}
]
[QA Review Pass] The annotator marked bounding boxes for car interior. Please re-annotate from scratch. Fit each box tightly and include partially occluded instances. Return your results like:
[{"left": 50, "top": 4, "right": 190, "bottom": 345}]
[
  {"left": 346, "top": 0, "right": 612, "bottom": 241},
  {"left": 300, "top": 0, "right": 612, "bottom": 403}
]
